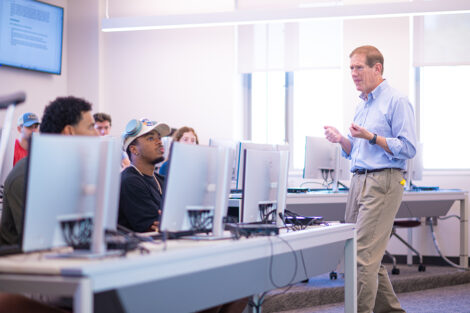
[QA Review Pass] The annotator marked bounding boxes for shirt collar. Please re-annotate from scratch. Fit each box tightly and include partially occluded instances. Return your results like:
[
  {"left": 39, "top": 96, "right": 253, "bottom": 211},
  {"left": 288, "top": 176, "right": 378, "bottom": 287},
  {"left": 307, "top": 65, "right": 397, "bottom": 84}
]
[{"left": 360, "top": 79, "right": 388, "bottom": 101}]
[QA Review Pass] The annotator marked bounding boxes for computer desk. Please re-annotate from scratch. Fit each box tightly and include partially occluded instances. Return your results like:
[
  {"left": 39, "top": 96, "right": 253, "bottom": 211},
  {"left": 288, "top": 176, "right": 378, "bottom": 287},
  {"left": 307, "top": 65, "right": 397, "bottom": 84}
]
[
  {"left": 0, "top": 224, "right": 357, "bottom": 313},
  {"left": 286, "top": 189, "right": 468, "bottom": 268}
]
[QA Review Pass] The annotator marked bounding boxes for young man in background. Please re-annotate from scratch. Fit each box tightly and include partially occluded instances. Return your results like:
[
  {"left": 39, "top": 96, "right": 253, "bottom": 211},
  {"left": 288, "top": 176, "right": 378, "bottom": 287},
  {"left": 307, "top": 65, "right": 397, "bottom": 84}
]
[{"left": 13, "top": 112, "right": 40, "bottom": 166}]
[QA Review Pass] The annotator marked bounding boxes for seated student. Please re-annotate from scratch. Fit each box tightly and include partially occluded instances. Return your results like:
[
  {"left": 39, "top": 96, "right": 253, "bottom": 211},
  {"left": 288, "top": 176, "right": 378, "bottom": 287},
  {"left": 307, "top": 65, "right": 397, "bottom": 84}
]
[
  {"left": 13, "top": 112, "right": 40, "bottom": 166},
  {"left": 93, "top": 112, "right": 112, "bottom": 136},
  {"left": 93, "top": 112, "right": 131, "bottom": 169},
  {"left": 118, "top": 119, "right": 170, "bottom": 232},
  {"left": 118, "top": 120, "right": 248, "bottom": 313},
  {"left": 0, "top": 96, "right": 98, "bottom": 246},
  {"left": 0, "top": 96, "right": 98, "bottom": 313},
  {"left": 159, "top": 126, "right": 199, "bottom": 176}
]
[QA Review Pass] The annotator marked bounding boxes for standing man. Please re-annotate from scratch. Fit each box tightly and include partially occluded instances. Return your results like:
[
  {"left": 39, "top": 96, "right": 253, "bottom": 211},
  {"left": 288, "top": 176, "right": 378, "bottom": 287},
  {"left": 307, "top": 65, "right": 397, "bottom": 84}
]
[
  {"left": 94, "top": 112, "right": 131, "bottom": 168},
  {"left": 118, "top": 119, "right": 170, "bottom": 232},
  {"left": 13, "top": 112, "right": 40, "bottom": 166},
  {"left": 325, "top": 45, "right": 416, "bottom": 313}
]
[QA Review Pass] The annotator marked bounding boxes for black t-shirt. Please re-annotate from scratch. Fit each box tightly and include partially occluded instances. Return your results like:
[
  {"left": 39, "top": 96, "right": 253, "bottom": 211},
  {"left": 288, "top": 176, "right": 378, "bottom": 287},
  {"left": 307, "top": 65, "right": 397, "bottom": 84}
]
[{"left": 118, "top": 166, "right": 165, "bottom": 232}]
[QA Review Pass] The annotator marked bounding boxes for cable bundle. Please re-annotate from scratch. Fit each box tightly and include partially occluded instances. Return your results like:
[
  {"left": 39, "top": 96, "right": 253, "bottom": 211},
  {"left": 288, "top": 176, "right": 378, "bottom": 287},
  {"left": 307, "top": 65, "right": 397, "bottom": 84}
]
[
  {"left": 282, "top": 210, "right": 325, "bottom": 231},
  {"left": 187, "top": 209, "right": 213, "bottom": 233},
  {"left": 258, "top": 202, "right": 277, "bottom": 223},
  {"left": 60, "top": 217, "right": 93, "bottom": 250}
]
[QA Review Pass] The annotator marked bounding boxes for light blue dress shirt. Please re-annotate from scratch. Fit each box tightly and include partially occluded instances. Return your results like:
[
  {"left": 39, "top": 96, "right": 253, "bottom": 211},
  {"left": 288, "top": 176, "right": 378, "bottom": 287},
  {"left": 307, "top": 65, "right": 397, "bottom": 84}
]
[{"left": 343, "top": 80, "right": 417, "bottom": 172}]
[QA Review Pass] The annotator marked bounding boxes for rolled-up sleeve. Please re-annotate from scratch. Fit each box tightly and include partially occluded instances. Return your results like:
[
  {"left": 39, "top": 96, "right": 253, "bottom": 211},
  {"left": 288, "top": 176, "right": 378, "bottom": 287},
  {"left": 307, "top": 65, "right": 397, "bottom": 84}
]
[
  {"left": 385, "top": 97, "right": 417, "bottom": 160},
  {"left": 341, "top": 135, "right": 354, "bottom": 159}
]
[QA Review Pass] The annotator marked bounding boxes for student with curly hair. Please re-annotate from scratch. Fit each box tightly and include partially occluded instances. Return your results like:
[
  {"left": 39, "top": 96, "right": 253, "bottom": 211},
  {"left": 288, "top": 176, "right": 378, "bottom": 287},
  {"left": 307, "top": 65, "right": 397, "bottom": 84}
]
[
  {"left": 0, "top": 96, "right": 97, "bottom": 245},
  {"left": 0, "top": 96, "right": 98, "bottom": 313}
]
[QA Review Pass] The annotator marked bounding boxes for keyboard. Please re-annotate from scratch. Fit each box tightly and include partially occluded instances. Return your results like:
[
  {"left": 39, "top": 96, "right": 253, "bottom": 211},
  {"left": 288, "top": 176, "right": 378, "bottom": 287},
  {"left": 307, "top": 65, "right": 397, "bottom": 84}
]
[
  {"left": 284, "top": 215, "right": 323, "bottom": 226},
  {"left": 287, "top": 187, "right": 349, "bottom": 193},
  {"left": 225, "top": 223, "right": 279, "bottom": 237},
  {"left": 144, "top": 230, "right": 198, "bottom": 240},
  {"left": 411, "top": 186, "right": 439, "bottom": 191},
  {"left": 287, "top": 187, "right": 310, "bottom": 193}
]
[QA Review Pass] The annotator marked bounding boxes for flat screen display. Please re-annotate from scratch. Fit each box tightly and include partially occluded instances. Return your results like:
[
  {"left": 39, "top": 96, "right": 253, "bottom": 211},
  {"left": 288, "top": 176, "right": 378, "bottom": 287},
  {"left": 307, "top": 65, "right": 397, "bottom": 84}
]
[{"left": 0, "top": 0, "right": 64, "bottom": 75}]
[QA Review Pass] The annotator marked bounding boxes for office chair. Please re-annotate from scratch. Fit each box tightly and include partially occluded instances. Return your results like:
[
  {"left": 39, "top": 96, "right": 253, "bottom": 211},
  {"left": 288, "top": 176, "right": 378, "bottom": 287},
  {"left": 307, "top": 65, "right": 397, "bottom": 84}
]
[{"left": 385, "top": 219, "right": 426, "bottom": 275}]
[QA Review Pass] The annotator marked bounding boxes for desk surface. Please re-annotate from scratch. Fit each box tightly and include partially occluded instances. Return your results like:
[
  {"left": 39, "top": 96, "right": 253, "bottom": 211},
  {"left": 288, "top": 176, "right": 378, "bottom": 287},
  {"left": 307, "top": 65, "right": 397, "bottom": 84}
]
[
  {"left": 287, "top": 188, "right": 466, "bottom": 200},
  {"left": 0, "top": 224, "right": 357, "bottom": 313},
  {"left": 286, "top": 189, "right": 467, "bottom": 220},
  {"left": 285, "top": 188, "right": 468, "bottom": 269}
]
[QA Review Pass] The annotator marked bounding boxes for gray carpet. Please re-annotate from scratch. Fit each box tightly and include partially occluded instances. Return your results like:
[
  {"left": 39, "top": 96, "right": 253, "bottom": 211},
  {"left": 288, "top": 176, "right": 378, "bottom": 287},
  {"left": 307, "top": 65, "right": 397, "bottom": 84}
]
[
  {"left": 261, "top": 264, "right": 470, "bottom": 313},
  {"left": 273, "top": 283, "right": 470, "bottom": 313}
]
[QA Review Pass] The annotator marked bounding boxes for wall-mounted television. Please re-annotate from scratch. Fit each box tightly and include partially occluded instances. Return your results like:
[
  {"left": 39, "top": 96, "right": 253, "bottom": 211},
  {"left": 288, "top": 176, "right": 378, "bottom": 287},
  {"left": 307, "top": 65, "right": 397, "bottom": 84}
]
[{"left": 0, "top": 0, "right": 64, "bottom": 75}]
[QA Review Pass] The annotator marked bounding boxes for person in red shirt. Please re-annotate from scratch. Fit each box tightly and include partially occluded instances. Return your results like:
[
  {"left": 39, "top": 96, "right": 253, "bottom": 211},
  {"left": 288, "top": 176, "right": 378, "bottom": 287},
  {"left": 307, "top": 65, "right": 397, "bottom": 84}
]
[{"left": 13, "top": 112, "right": 40, "bottom": 166}]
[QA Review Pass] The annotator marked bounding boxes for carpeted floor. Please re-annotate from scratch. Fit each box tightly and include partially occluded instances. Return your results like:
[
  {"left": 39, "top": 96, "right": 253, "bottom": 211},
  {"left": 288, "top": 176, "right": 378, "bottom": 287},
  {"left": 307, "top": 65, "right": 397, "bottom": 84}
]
[
  {"left": 274, "top": 283, "right": 470, "bottom": 313},
  {"left": 261, "top": 264, "right": 470, "bottom": 313}
]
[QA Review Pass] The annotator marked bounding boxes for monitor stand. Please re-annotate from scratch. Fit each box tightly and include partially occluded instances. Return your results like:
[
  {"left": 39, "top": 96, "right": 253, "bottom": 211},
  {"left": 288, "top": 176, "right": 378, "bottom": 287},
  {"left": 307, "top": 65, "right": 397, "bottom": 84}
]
[
  {"left": 405, "top": 179, "right": 412, "bottom": 191},
  {"left": 332, "top": 146, "right": 341, "bottom": 193}
]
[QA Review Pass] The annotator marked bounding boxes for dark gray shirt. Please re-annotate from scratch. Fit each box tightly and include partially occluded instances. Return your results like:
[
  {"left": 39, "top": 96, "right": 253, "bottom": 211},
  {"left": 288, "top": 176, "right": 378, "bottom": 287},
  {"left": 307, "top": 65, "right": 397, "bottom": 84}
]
[{"left": 0, "top": 157, "right": 27, "bottom": 245}]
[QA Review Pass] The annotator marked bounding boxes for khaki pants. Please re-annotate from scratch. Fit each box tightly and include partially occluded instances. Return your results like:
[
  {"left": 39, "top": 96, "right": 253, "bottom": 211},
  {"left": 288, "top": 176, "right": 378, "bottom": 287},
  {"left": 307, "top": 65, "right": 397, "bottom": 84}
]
[{"left": 345, "top": 169, "right": 406, "bottom": 313}]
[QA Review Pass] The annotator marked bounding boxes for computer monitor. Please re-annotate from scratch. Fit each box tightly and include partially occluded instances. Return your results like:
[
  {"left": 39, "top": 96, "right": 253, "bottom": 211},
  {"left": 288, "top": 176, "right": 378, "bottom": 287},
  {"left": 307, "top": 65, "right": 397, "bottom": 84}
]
[
  {"left": 209, "top": 139, "right": 288, "bottom": 191},
  {"left": 160, "top": 142, "right": 234, "bottom": 237},
  {"left": 241, "top": 149, "right": 289, "bottom": 226},
  {"left": 156, "top": 135, "right": 173, "bottom": 170},
  {"left": 22, "top": 134, "right": 122, "bottom": 257},
  {"left": 236, "top": 141, "right": 289, "bottom": 190},
  {"left": 208, "top": 138, "right": 239, "bottom": 183},
  {"left": 303, "top": 136, "right": 350, "bottom": 191},
  {"left": 405, "top": 142, "right": 423, "bottom": 189},
  {"left": 161, "top": 136, "right": 173, "bottom": 160}
]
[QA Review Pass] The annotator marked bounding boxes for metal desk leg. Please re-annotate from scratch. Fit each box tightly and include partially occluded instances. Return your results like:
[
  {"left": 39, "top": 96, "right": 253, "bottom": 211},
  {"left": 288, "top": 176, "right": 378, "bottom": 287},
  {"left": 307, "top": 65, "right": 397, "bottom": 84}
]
[
  {"left": 344, "top": 230, "right": 357, "bottom": 313},
  {"left": 460, "top": 195, "right": 468, "bottom": 268},
  {"left": 74, "top": 278, "right": 93, "bottom": 313}
]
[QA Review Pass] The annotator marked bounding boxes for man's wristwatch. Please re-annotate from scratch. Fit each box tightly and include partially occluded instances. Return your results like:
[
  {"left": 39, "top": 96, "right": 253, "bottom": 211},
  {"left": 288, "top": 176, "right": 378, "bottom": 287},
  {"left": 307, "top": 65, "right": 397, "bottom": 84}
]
[{"left": 369, "top": 133, "right": 377, "bottom": 145}]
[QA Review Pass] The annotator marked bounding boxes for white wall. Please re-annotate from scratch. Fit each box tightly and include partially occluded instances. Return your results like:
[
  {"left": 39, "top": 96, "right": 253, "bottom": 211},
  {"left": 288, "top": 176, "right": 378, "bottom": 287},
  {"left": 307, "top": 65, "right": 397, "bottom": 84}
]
[
  {"left": 101, "top": 26, "right": 239, "bottom": 144},
  {"left": 66, "top": 0, "right": 101, "bottom": 106},
  {"left": 100, "top": 0, "right": 241, "bottom": 145}
]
